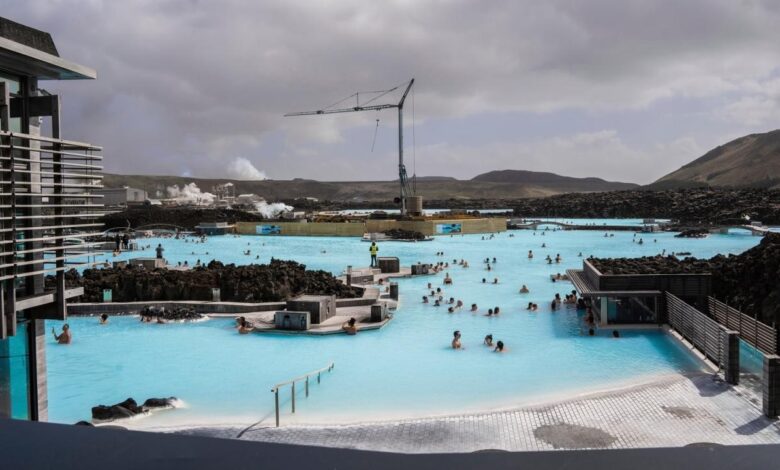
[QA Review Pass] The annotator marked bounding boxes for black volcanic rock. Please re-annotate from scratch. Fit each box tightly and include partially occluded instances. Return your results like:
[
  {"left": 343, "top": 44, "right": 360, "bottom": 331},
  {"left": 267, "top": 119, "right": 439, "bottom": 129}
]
[
  {"left": 54, "top": 259, "right": 359, "bottom": 303},
  {"left": 139, "top": 306, "right": 202, "bottom": 321},
  {"left": 101, "top": 206, "right": 266, "bottom": 231},
  {"left": 511, "top": 188, "right": 780, "bottom": 225},
  {"left": 383, "top": 229, "right": 426, "bottom": 240}
]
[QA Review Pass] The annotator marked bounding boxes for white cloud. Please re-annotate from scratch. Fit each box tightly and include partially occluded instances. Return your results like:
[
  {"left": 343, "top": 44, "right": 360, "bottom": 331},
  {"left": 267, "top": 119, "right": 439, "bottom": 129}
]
[
  {"left": 226, "top": 157, "right": 267, "bottom": 180},
  {"left": 7, "top": 0, "right": 780, "bottom": 181},
  {"left": 414, "top": 130, "right": 703, "bottom": 184}
]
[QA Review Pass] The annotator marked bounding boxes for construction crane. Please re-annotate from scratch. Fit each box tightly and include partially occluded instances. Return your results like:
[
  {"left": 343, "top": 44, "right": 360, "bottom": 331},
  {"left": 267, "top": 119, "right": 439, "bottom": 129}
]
[{"left": 285, "top": 79, "right": 416, "bottom": 216}]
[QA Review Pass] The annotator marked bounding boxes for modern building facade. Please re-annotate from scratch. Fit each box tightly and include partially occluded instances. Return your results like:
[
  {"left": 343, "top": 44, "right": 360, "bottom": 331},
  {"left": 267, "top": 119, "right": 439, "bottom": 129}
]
[{"left": 0, "top": 17, "right": 102, "bottom": 420}]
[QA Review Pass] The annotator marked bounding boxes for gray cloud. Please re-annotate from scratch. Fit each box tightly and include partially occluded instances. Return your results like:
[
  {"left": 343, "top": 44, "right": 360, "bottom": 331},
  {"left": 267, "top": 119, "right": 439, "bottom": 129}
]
[{"left": 5, "top": 0, "right": 780, "bottom": 182}]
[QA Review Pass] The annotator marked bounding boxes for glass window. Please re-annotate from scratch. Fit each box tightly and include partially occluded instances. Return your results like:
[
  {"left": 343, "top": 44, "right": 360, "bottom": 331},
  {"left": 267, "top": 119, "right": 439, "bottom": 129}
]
[
  {"left": 0, "top": 71, "right": 23, "bottom": 132},
  {"left": 0, "top": 321, "right": 31, "bottom": 419}
]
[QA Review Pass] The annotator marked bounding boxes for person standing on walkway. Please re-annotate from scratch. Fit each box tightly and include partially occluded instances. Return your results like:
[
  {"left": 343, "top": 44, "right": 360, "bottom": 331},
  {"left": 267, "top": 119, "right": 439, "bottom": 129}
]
[{"left": 369, "top": 241, "right": 379, "bottom": 267}]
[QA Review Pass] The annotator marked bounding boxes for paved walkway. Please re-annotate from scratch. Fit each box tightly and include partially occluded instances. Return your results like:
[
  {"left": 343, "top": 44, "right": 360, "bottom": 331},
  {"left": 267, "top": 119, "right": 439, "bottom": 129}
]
[{"left": 176, "top": 374, "right": 780, "bottom": 453}]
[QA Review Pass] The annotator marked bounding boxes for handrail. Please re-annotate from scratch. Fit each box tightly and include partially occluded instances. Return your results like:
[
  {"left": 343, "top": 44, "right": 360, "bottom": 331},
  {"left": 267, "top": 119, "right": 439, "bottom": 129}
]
[{"left": 270, "top": 362, "right": 335, "bottom": 427}]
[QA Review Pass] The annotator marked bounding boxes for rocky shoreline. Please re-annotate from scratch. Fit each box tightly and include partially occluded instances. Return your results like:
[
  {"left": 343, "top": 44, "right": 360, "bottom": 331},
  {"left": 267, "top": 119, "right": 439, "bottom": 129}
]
[
  {"left": 591, "top": 233, "right": 780, "bottom": 324},
  {"left": 53, "top": 259, "right": 359, "bottom": 303},
  {"left": 101, "top": 207, "right": 266, "bottom": 231}
]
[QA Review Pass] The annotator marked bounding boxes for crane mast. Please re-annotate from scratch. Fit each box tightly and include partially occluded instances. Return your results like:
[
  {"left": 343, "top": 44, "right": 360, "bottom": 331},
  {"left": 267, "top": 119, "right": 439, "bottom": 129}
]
[{"left": 285, "top": 79, "right": 416, "bottom": 216}]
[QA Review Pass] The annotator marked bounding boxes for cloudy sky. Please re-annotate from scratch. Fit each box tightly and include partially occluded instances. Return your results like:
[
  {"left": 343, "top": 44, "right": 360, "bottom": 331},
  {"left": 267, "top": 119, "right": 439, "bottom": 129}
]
[{"left": 6, "top": 0, "right": 780, "bottom": 183}]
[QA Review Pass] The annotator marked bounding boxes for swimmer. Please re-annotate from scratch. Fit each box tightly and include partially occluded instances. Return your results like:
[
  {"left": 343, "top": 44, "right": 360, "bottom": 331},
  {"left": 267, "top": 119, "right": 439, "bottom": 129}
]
[
  {"left": 342, "top": 317, "right": 358, "bottom": 335},
  {"left": 493, "top": 307, "right": 500, "bottom": 315},
  {"left": 456, "top": 300, "right": 464, "bottom": 309},
  {"left": 494, "top": 341, "right": 505, "bottom": 353},
  {"left": 528, "top": 250, "right": 534, "bottom": 259},
  {"left": 486, "top": 308, "right": 494, "bottom": 316},
  {"left": 452, "top": 330, "right": 463, "bottom": 349},
  {"left": 519, "top": 285, "right": 529, "bottom": 293},
  {"left": 448, "top": 306, "right": 455, "bottom": 313},
  {"left": 482, "top": 278, "right": 487, "bottom": 283},
  {"left": 422, "top": 296, "right": 429, "bottom": 304},
  {"left": 470, "top": 304, "right": 478, "bottom": 312},
  {"left": 52, "top": 324, "right": 71, "bottom": 344},
  {"left": 526, "top": 302, "right": 534, "bottom": 310},
  {"left": 493, "top": 278, "right": 499, "bottom": 284},
  {"left": 99, "top": 314, "right": 108, "bottom": 325},
  {"left": 484, "top": 334, "right": 494, "bottom": 346},
  {"left": 612, "top": 330, "right": 620, "bottom": 338},
  {"left": 237, "top": 316, "right": 253, "bottom": 334}
]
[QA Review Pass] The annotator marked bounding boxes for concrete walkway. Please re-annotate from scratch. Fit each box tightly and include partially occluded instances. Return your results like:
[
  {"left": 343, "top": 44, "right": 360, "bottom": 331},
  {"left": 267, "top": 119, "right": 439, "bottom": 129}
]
[{"left": 176, "top": 374, "right": 780, "bottom": 453}]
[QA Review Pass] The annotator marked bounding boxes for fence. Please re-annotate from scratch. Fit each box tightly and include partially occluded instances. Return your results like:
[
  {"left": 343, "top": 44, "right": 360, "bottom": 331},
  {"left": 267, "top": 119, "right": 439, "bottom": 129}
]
[
  {"left": 708, "top": 297, "right": 777, "bottom": 355},
  {"left": 667, "top": 293, "right": 726, "bottom": 367}
]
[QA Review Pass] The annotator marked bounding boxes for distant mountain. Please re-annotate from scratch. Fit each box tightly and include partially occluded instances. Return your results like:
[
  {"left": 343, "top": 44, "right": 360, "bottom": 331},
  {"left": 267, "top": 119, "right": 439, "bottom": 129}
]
[
  {"left": 652, "top": 130, "right": 780, "bottom": 189},
  {"left": 395, "top": 176, "right": 458, "bottom": 182},
  {"left": 471, "top": 170, "right": 638, "bottom": 191},
  {"left": 103, "top": 169, "right": 635, "bottom": 202}
]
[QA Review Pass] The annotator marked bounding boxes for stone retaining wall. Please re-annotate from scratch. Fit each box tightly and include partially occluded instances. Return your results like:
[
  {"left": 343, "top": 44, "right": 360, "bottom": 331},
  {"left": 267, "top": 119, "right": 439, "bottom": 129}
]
[{"left": 236, "top": 218, "right": 506, "bottom": 237}]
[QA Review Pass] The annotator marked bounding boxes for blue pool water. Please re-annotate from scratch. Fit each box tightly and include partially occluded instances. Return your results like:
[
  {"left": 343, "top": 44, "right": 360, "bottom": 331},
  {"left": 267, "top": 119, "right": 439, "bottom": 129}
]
[{"left": 47, "top": 224, "right": 762, "bottom": 428}]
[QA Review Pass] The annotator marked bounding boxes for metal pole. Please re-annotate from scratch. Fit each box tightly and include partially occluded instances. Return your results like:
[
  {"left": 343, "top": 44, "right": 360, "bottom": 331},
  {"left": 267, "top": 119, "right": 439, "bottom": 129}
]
[
  {"left": 398, "top": 105, "right": 406, "bottom": 216},
  {"left": 305, "top": 376, "right": 309, "bottom": 397},
  {"left": 274, "top": 389, "right": 280, "bottom": 427},
  {"left": 291, "top": 382, "right": 296, "bottom": 413}
]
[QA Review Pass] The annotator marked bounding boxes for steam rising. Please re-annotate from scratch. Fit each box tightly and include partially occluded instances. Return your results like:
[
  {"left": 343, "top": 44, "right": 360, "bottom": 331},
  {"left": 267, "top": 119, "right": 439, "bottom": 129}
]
[
  {"left": 166, "top": 183, "right": 215, "bottom": 205},
  {"left": 254, "top": 201, "right": 293, "bottom": 218}
]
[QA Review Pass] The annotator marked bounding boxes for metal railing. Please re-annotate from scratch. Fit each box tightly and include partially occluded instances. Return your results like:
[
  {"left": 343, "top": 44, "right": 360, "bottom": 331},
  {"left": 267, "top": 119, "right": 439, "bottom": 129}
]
[
  {"left": 0, "top": 130, "right": 104, "bottom": 282},
  {"left": 270, "top": 362, "right": 335, "bottom": 427},
  {"left": 709, "top": 297, "right": 777, "bottom": 355},
  {"left": 667, "top": 292, "right": 725, "bottom": 367}
]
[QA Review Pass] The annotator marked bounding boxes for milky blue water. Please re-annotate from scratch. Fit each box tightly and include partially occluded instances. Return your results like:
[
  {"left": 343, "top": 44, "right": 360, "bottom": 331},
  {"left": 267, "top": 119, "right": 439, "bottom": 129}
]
[{"left": 47, "top": 224, "right": 762, "bottom": 428}]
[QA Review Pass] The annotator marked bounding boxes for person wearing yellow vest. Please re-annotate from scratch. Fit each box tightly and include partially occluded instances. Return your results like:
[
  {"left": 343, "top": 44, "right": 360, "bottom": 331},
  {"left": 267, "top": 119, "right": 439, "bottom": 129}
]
[{"left": 369, "top": 241, "right": 379, "bottom": 267}]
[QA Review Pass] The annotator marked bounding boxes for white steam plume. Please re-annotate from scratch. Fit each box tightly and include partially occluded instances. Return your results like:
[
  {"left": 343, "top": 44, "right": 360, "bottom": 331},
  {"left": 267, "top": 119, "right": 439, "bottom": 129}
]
[
  {"left": 166, "top": 183, "right": 216, "bottom": 205},
  {"left": 226, "top": 157, "right": 266, "bottom": 180},
  {"left": 254, "top": 201, "right": 292, "bottom": 218}
]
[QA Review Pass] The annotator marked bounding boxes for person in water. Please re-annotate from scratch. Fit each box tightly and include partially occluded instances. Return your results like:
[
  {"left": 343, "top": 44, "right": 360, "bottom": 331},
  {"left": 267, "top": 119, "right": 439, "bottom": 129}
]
[
  {"left": 452, "top": 330, "right": 463, "bottom": 349},
  {"left": 470, "top": 304, "right": 478, "bottom": 312},
  {"left": 99, "top": 314, "right": 109, "bottom": 325},
  {"left": 52, "top": 324, "right": 72, "bottom": 344},
  {"left": 519, "top": 284, "right": 529, "bottom": 293},
  {"left": 237, "top": 316, "right": 254, "bottom": 334},
  {"left": 342, "top": 317, "right": 358, "bottom": 335},
  {"left": 494, "top": 341, "right": 505, "bottom": 353},
  {"left": 484, "top": 334, "right": 494, "bottom": 346},
  {"left": 422, "top": 296, "right": 429, "bottom": 304}
]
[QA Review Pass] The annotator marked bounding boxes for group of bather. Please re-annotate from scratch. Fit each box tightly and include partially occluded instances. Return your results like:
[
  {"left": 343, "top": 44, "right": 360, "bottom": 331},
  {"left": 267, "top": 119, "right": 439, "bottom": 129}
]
[{"left": 451, "top": 330, "right": 506, "bottom": 352}]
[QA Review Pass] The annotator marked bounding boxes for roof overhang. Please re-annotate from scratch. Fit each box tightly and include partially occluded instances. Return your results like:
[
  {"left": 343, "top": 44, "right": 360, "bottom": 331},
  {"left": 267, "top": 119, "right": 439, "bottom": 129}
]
[
  {"left": 0, "top": 36, "right": 95, "bottom": 80},
  {"left": 567, "top": 269, "right": 662, "bottom": 297}
]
